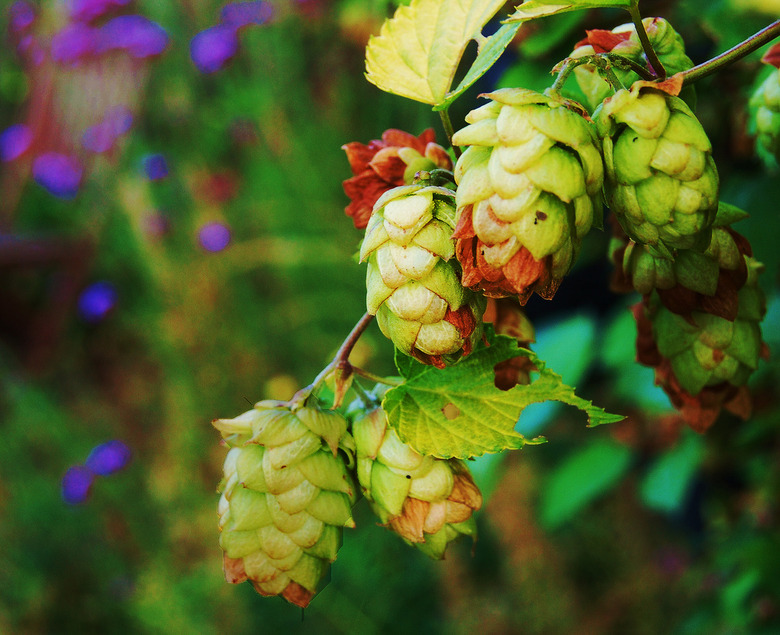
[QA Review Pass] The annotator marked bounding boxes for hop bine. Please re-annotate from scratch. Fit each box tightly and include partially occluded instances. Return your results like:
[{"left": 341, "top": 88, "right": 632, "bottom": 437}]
[
  {"left": 360, "top": 183, "right": 485, "bottom": 368},
  {"left": 451, "top": 87, "right": 604, "bottom": 303},
  {"left": 214, "top": 400, "right": 357, "bottom": 608}
]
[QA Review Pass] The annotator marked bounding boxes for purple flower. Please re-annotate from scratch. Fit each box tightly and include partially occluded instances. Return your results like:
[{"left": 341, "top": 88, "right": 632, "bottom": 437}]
[
  {"left": 97, "top": 15, "right": 169, "bottom": 58},
  {"left": 62, "top": 466, "right": 95, "bottom": 504},
  {"left": 85, "top": 440, "right": 132, "bottom": 476},
  {"left": 78, "top": 281, "right": 118, "bottom": 322},
  {"left": 0, "top": 124, "right": 33, "bottom": 161},
  {"left": 51, "top": 22, "right": 97, "bottom": 64},
  {"left": 81, "top": 107, "right": 133, "bottom": 153},
  {"left": 32, "top": 153, "right": 83, "bottom": 199},
  {"left": 198, "top": 222, "right": 232, "bottom": 252},
  {"left": 9, "top": 1, "right": 36, "bottom": 32},
  {"left": 82, "top": 122, "right": 115, "bottom": 153},
  {"left": 220, "top": 1, "right": 274, "bottom": 29},
  {"left": 104, "top": 105, "right": 134, "bottom": 136},
  {"left": 68, "top": 0, "right": 132, "bottom": 22},
  {"left": 190, "top": 25, "right": 239, "bottom": 74},
  {"left": 143, "top": 154, "right": 169, "bottom": 180}
]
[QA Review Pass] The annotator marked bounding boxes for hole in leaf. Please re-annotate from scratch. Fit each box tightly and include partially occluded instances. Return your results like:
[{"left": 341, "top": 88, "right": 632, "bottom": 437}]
[{"left": 441, "top": 403, "right": 460, "bottom": 420}]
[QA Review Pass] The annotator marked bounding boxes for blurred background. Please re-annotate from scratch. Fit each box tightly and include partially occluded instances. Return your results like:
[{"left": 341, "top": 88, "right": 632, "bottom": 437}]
[{"left": 0, "top": 1, "right": 779, "bottom": 633}]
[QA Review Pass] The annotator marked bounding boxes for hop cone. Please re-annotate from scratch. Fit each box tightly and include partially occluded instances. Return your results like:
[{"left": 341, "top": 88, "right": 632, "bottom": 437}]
[
  {"left": 596, "top": 84, "right": 719, "bottom": 254},
  {"left": 614, "top": 205, "right": 752, "bottom": 321},
  {"left": 634, "top": 258, "right": 766, "bottom": 432},
  {"left": 360, "top": 183, "right": 486, "bottom": 368},
  {"left": 351, "top": 405, "right": 482, "bottom": 559},
  {"left": 570, "top": 17, "right": 694, "bottom": 112},
  {"left": 452, "top": 88, "right": 604, "bottom": 303},
  {"left": 214, "top": 400, "right": 357, "bottom": 608},
  {"left": 749, "top": 60, "right": 780, "bottom": 170}
]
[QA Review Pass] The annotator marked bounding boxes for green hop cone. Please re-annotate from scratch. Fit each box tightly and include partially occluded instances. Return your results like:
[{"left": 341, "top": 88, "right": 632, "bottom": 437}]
[
  {"left": 452, "top": 88, "right": 604, "bottom": 303},
  {"left": 351, "top": 405, "right": 482, "bottom": 559},
  {"left": 596, "top": 83, "right": 719, "bottom": 254},
  {"left": 570, "top": 17, "right": 694, "bottom": 113},
  {"left": 360, "top": 183, "right": 486, "bottom": 368},
  {"left": 749, "top": 65, "right": 780, "bottom": 169},
  {"left": 214, "top": 400, "right": 357, "bottom": 608},
  {"left": 635, "top": 257, "right": 766, "bottom": 431}
]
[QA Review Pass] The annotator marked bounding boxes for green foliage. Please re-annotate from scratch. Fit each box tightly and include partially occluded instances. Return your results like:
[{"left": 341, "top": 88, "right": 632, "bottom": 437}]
[
  {"left": 365, "top": 0, "right": 508, "bottom": 105},
  {"left": 506, "top": 0, "right": 634, "bottom": 23},
  {"left": 383, "top": 328, "right": 623, "bottom": 458},
  {"left": 433, "top": 22, "right": 523, "bottom": 111},
  {"left": 640, "top": 430, "right": 705, "bottom": 513},
  {"left": 539, "top": 438, "right": 633, "bottom": 529}
]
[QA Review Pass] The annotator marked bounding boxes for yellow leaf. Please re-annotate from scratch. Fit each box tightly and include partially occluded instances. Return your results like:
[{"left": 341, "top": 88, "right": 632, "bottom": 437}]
[{"left": 365, "top": 0, "right": 508, "bottom": 106}]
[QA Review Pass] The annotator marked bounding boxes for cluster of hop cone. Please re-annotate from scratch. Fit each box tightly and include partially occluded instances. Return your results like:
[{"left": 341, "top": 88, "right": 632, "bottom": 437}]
[{"left": 214, "top": 18, "right": 775, "bottom": 607}]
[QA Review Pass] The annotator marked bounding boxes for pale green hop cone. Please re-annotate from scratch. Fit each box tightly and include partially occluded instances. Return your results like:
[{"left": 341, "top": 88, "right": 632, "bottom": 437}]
[
  {"left": 351, "top": 405, "right": 482, "bottom": 559},
  {"left": 360, "top": 183, "right": 486, "bottom": 368},
  {"left": 214, "top": 400, "right": 357, "bottom": 608},
  {"left": 452, "top": 88, "right": 604, "bottom": 303},
  {"left": 596, "top": 84, "right": 719, "bottom": 254}
]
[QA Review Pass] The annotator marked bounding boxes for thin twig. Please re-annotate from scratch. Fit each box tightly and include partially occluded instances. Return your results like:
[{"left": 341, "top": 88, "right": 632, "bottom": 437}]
[{"left": 682, "top": 20, "right": 780, "bottom": 86}]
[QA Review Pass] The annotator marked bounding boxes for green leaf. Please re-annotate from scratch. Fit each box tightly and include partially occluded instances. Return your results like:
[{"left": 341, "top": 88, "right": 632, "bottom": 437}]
[
  {"left": 540, "top": 439, "right": 633, "bottom": 529},
  {"left": 640, "top": 430, "right": 704, "bottom": 513},
  {"left": 506, "top": 0, "right": 633, "bottom": 23},
  {"left": 382, "top": 330, "right": 624, "bottom": 458},
  {"left": 365, "top": 0, "right": 508, "bottom": 106},
  {"left": 434, "top": 21, "right": 523, "bottom": 111}
]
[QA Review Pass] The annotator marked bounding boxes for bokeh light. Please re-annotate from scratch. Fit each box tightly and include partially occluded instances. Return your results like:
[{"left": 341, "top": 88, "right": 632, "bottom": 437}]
[
  {"left": 85, "top": 440, "right": 132, "bottom": 476},
  {"left": 9, "top": 1, "right": 35, "bottom": 32},
  {"left": 31, "top": 153, "right": 83, "bottom": 199},
  {"left": 0, "top": 123, "right": 32, "bottom": 161},
  {"left": 97, "top": 15, "right": 169, "bottom": 58},
  {"left": 142, "top": 211, "right": 171, "bottom": 238},
  {"left": 82, "top": 106, "right": 134, "bottom": 153},
  {"left": 220, "top": 1, "right": 274, "bottom": 29},
  {"left": 142, "top": 153, "right": 169, "bottom": 180},
  {"left": 78, "top": 281, "right": 118, "bottom": 323},
  {"left": 51, "top": 22, "right": 96, "bottom": 64},
  {"left": 190, "top": 25, "right": 239, "bottom": 74},
  {"left": 61, "top": 466, "right": 95, "bottom": 505},
  {"left": 198, "top": 221, "right": 232, "bottom": 252},
  {"left": 69, "top": 0, "right": 132, "bottom": 22}
]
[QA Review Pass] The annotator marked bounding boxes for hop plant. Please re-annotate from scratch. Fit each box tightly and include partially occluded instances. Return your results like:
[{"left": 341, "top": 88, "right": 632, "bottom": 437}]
[
  {"left": 634, "top": 257, "right": 766, "bottom": 431},
  {"left": 596, "top": 84, "right": 719, "bottom": 255},
  {"left": 214, "top": 400, "right": 357, "bottom": 608},
  {"left": 750, "top": 61, "right": 780, "bottom": 169},
  {"left": 451, "top": 88, "right": 604, "bottom": 303},
  {"left": 351, "top": 404, "right": 482, "bottom": 559},
  {"left": 569, "top": 17, "right": 694, "bottom": 112},
  {"left": 360, "top": 183, "right": 486, "bottom": 368}
]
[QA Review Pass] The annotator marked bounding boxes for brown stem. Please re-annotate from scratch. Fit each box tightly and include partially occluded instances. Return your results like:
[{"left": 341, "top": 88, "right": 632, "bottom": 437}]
[
  {"left": 682, "top": 20, "right": 780, "bottom": 86},
  {"left": 289, "top": 312, "right": 375, "bottom": 408}
]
